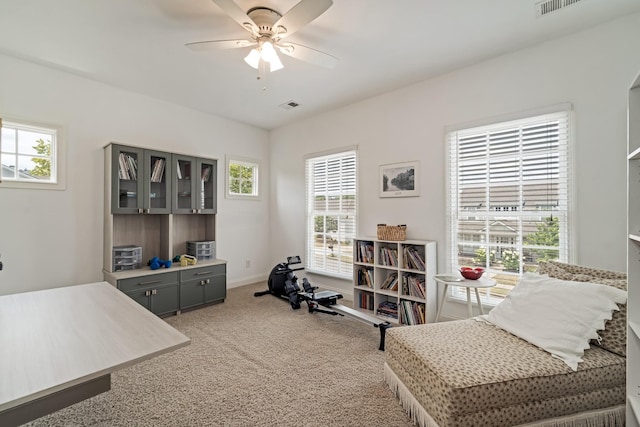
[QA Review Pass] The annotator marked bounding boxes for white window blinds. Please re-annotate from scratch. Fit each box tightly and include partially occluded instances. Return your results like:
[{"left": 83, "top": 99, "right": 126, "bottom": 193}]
[
  {"left": 447, "top": 110, "right": 571, "bottom": 298},
  {"left": 305, "top": 149, "right": 357, "bottom": 278}
]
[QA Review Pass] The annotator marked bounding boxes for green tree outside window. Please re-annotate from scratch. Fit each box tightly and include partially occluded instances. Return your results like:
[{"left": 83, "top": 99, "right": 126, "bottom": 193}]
[
  {"left": 229, "top": 162, "right": 257, "bottom": 195},
  {"left": 30, "top": 138, "right": 51, "bottom": 179}
]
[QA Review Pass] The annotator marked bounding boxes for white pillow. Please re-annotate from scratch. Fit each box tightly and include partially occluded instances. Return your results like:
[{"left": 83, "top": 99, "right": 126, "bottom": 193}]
[{"left": 479, "top": 272, "right": 627, "bottom": 371}]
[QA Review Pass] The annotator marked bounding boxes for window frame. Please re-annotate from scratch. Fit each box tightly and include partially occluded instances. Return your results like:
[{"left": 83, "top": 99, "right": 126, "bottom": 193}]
[
  {"left": 304, "top": 147, "right": 358, "bottom": 279},
  {"left": 0, "top": 117, "right": 66, "bottom": 190},
  {"left": 446, "top": 107, "right": 573, "bottom": 307},
  {"left": 225, "top": 155, "right": 260, "bottom": 200}
]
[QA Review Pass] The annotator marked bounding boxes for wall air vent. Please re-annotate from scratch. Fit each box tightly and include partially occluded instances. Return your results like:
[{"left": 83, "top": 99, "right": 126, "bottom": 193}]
[
  {"left": 278, "top": 100, "right": 300, "bottom": 110},
  {"left": 536, "top": 0, "right": 583, "bottom": 17}
]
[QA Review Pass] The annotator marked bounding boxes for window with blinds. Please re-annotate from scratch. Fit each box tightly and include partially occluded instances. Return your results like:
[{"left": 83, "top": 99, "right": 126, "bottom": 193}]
[
  {"left": 447, "top": 110, "right": 571, "bottom": 301},
  {"left": 305, "top": 148, "right": 357, "bottom": 278}
]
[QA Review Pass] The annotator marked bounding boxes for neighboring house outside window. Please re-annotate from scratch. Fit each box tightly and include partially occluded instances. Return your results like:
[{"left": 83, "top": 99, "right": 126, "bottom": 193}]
[
  {"left": 226, "top": 156, "right": 259, "bottom": 199},
  {"left": 305, "top": 148, "right": 357, "bottom": 278},
  {"left": 0, "top": 118, "right": 65, "bottom": 190},
  {"left": 446, "top": 109, "right": 572, "bottom": 305}
]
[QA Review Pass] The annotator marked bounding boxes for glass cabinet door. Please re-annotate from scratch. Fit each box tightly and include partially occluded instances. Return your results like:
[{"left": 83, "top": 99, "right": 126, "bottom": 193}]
[
  {"left": 172, "top": 154, "right": 217, "bottom": 214},
  {"left": 198, "top": 158, "right": 217, "bottom": 214},
  {"left": 144, "top": 150, "right": 172, "bottom": 214},
  {"left": 112, "top": 145, "right": 143, "bottom": 213},
  {"left": 173, "top": 154, "right": 197, "bottom": 213}
]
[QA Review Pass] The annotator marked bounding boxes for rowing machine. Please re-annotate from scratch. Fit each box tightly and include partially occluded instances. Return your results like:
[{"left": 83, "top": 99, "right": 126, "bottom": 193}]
[{"left": 255, "top": 256, "right": 392, "bottom": 350}]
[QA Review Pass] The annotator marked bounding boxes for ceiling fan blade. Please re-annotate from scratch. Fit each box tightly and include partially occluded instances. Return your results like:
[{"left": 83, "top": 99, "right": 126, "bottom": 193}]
[
  {"left": 278, "top": 42, "right": 338, "bottom": 69},
  {"left": 186, "top": 39, "right": 256, "bottom": 51},
  {"left": 211, "top": 0, "right": 258, "bottom": 35},
  {"left": 273, "top": 0, "right": 333, "bottom": 38}
]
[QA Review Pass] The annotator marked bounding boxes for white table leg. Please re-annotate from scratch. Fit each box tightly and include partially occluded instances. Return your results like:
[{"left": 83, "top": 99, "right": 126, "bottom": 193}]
[
  {"left": 435, "top": 284, "right": 449, "bottom": 322},
  {"left": 474, "top": 288, "right": 484, "bottom": 315},
  {"left": 466, "top": 287, "right": 472, "bottom": 318}
]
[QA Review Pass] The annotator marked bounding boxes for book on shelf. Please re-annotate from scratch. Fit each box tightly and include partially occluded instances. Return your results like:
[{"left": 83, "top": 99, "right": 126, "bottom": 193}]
[
  {"left": 379, "top": 247, "right": 398, "bottom": 267},
  {"left": 357, "top": 267, "right": 373, "bottom": 288},
  {"left": 357, "top": 241, "right": 374, "bottom": 263},
  {"left": 118, "top": 153, "right": 138, "bottom": 180},
  {"left": 402, "top": 274, "right": 426, "bottom": 299},
  {"left": 403, "top": 246, "right": 426, "bottom": 271},
  {"left": 380, "top": 272, "right": 398, "bottom": 291},
  {"left": 377, "top": 301, "right": 398, "bottom": 320},
  {"left": 401, "top": 300, "right": 425, "bottom": 325},
  {"left": 150, "top": 158, "right": 165, "bottom": 183},
  {"left": 201, "top": 166, "right": 211, "bottom": 181},
  {"left": 359, "top": 292, "right": 374, "bottom": 310}
]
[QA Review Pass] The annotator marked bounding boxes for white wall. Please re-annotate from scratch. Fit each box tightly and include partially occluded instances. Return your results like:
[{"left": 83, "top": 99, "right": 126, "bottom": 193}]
[
  {"left": 270, "top": 13, "right": 640, "bottom": 317},
  {"left": 0, "top": 54, "right": 270, "bottom": 295}
]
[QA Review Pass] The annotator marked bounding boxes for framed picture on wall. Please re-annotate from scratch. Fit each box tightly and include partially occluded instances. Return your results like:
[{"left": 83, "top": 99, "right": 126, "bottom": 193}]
[{"left": 379, "top": 161, "right": 420, "bottom": 198}]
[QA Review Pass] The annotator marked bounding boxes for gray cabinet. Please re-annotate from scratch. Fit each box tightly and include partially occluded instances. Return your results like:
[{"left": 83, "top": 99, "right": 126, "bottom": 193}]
[
  {"left": 118, "top": 271, "right": 180, "bottom": 316},
  {"left": 179, "top": 264, "right": 226, "bottom": 310},
  {"left": 104, "top": 262, "right": 227, "bottom": 317},
  {"left": 173, "top": 154, "right": 217, "bottom": 214},
  {"left": 110, "top": 144, "right": 172, "bottom": 214},
  {"left": 104, "top": 142, "right": 224, "bottom": 318}
]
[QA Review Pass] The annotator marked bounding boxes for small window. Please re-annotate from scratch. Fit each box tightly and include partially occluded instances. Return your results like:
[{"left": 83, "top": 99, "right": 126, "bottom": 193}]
[
  {"left": 226, "top": 156, "right": 259, "bottom": 199},
  {"left": 0, "top": 118, "right": 65, "bottom": 190}
]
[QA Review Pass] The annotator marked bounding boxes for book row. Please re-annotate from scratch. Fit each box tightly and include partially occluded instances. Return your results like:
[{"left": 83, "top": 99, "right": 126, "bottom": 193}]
[
  {"left": 118, "top": 153, "right": 138, "bottom": 180},
  {"left": 150, "top": 158, "right": 166, "bottom": 183},
  {"left": 400, "top": 300, "right": 426, "bottom": 325},
  {"left": 356, "top": 267, "right": 373, "bottom": 288},
  {"left": 403, "top": 247, "right": 426, "bottom": 271},
  {"left": 356, "top": 241, "right": 374, "bottom": 263}
]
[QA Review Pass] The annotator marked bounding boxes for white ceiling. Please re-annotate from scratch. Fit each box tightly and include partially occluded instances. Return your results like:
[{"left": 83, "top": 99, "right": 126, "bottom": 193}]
[{"left": 1, "top": 0, "right": 639, "bottom": 130}]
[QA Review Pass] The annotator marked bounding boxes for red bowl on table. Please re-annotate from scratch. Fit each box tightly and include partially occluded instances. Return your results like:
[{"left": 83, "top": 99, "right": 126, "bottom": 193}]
[{"left": 460, "top": 267, "right": 485, "bottom": 280}]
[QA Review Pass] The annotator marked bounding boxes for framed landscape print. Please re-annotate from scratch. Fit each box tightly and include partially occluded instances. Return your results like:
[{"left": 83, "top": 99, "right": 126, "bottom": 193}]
[{"left": 379, "top": 161, "right": 420, "bottom": 198}]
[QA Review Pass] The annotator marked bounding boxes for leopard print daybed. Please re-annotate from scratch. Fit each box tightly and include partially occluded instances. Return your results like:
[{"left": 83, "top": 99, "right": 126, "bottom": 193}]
[{"left": 384, "top": 261, "right": 627, "bottom": 427}]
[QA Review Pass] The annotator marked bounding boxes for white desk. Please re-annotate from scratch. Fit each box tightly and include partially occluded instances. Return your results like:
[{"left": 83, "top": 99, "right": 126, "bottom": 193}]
[
  {"left": 0, "top": 281, "right": 190, "bottom": 426},
  {"left": 434, "top": 275, "right": 497, "bottom": 321}
]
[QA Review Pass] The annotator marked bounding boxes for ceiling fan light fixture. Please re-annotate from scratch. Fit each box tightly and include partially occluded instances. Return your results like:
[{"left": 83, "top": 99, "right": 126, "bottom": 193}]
[
  {"left": 268, "top": 53, "right": 284, "bottom": 72},
  {"left": 245, "top": 41, "right": 284, "bottom": 72},
  {"left": 244, "top": 48, "right": 261, "bottom": 69},
  {"left": 260, "top": 42, "right": 277, "bottom": 62}
]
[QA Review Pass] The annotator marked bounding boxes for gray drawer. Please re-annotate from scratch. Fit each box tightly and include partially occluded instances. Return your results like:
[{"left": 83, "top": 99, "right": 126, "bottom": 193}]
[
  {"left": 118, "top": 271, "right": 179, "bottom": 292},
  {"left": 180, "top": 264, "right": 226, "bottom": 282}
]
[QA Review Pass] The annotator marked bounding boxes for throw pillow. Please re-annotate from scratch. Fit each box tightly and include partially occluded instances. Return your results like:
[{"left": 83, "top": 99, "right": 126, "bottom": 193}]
[
  {"left": 538, "top": 261, "right": 627, "bottom": 357},
  {"left": 481, "top": 272, "right": 626, "bottom": 371}
]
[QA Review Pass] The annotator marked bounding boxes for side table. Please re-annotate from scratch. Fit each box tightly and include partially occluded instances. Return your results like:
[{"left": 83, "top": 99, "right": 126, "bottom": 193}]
[{"left": 434, "top": 274, "right": 497, "bottom": 321}]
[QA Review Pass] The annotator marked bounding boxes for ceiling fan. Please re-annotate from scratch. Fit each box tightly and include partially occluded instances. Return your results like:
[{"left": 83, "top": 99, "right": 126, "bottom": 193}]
[{"left": 186, "top": 0, "right": 338, "bottom": 76}]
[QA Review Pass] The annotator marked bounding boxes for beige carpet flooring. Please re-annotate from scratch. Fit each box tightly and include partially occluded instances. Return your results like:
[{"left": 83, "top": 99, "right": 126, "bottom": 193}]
[{"left": 25, "top": 282, "right": 415, "bottom": 427}]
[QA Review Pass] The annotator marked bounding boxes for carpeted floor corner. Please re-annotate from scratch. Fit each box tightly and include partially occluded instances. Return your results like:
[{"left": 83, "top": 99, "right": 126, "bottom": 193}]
[{"left": 25, "top": 282, "right": 415, "bottom": 427}]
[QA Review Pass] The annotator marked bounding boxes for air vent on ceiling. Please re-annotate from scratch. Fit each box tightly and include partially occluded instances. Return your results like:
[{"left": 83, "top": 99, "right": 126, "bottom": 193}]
[
  {"left": 279, "top": 100, "right": 300, "bottom": 110},
  {"left": 536, "top": 0, "right": 583, "bottom": 17}
]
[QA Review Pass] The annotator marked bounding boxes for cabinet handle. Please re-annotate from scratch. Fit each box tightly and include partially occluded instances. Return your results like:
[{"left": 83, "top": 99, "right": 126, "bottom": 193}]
[
  {"left": 195, "top": 271, "right": 212, "bottom": 276},
  {"left": 200, "top": 280, "right": 205, "bottom": 286},
  {"left": 145, "top": 290, "right": 151, "bottom": 297},
  {"left": 138, "top": 208, "right": 143, "bottom": 214},
  {"left": 192, "top": 209, "right": 196, "bottom": 214},
  {"left": 197, "top": 209, "right": 202, "bottom": 214},
  {"left": 152, "top": 289, "right": 157, "bottom": 295},
  {"left": 139, "top": 279, "right": 162, "bottom": 286}
]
